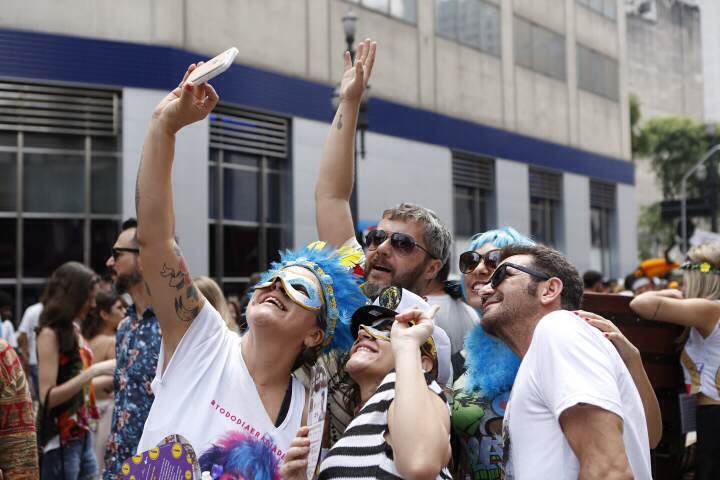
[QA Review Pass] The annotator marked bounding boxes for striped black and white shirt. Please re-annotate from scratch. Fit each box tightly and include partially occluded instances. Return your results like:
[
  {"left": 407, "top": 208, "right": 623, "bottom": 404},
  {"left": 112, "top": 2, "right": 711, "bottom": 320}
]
[{"left": 318, "top": 371, "right": 453, "bottom": 479}]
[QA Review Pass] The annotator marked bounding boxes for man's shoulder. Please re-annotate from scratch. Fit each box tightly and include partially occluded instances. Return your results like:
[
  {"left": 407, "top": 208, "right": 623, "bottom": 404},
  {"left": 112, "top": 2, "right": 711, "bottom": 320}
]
[{"left": 533, "top": 310, "right": 603, "bottom": 349}]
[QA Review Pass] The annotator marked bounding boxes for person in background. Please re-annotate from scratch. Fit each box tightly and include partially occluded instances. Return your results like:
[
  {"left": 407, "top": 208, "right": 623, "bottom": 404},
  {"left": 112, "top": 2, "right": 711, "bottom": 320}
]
[
  {"left": 194, "top": 276, "right": 238, "bottom": 333},
  {"left": 630, "top": 242, "right": 720, "bottom": 480},
  {"left": 103, "top": 218, "right": 160, "bottom": 479},
  {"left": 226, "top": 295, "right": 242, "bottom": 331},
  {"left": 0, "top": 339, "right": 38, "bottom": 479},
  {"left": 17, "top": 299, "right": 42, "bottom": 402},
  {"left": 0, "top": 291, "right": 17, "bottom": 349},
  {"left": 425, "top": 260, "right": 479, "bottom": 356},
  {"left": 583, "top": 270, "right": 610, "bottom": 294},
  {"left": 36, "top": 262, "right": 116, "bottom": 479},
  {"left": 81, "top": 290, "right": 127, "bottom": 473}
]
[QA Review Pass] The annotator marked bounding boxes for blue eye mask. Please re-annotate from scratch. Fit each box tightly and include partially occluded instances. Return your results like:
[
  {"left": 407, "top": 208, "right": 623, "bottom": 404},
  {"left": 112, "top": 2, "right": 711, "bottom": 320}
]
[{"left": 255, "top": 269, "right": 324, "bottom": 312}]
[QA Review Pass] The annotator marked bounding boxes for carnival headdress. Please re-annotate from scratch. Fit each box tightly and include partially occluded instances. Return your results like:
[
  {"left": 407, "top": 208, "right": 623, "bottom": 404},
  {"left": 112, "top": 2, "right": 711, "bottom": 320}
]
[{"left": 257, "top": 243, "right": 368, "bottom": 352}]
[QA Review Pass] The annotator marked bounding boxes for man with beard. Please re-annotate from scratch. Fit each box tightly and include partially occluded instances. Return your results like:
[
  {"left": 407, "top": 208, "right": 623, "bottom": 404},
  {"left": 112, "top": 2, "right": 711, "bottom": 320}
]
[
  {"left": 478, "top": 244, "right": 652, "bottom": 480},
  {"left": 102, "top": 218, "right": 160, "bottom": 478}
]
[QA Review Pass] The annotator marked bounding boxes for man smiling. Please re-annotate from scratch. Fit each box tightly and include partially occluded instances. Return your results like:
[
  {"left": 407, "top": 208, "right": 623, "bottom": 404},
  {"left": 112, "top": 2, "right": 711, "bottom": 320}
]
[{"left": 479, "top": 244, "right": 651, "bottom": 480}]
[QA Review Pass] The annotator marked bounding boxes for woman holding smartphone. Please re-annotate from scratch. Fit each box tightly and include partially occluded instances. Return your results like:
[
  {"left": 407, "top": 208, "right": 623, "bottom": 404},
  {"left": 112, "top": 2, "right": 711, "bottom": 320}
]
[{"left": 133, "top": 64, "right": 366, "bottom": 479}]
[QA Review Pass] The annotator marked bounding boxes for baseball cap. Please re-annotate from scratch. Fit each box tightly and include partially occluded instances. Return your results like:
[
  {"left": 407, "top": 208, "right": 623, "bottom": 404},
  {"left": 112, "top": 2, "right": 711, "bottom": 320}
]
[{"left": 350, "top": 286, "right": 453, "bottom": 386}]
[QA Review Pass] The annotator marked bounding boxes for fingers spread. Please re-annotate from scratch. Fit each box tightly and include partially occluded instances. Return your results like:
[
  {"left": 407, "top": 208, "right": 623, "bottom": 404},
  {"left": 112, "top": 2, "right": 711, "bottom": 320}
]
[{"left": 364, "top": 41, "right": 377, "bottom": 82}]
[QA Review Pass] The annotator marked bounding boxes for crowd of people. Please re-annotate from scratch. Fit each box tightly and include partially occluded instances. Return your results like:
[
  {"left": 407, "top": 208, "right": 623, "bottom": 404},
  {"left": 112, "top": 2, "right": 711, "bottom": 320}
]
[{"left": 0, "top": 39, "right": 719, "bottom": 480}]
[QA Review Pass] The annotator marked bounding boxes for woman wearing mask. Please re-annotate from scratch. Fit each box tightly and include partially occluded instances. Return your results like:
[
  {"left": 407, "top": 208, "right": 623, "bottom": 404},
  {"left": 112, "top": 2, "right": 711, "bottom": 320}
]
[
  {"left": 81, "top": 290, "right": 126, "bottom": 472},
  {"left": 37, "top": 262, "right": 116, "bottom": 479}
]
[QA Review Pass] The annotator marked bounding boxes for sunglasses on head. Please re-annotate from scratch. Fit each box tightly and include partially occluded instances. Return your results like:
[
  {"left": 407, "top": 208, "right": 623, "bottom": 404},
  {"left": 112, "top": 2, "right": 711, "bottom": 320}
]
[
  {"left": 112, "top": 247, "right": 140, "bottom": 261},
  {"left": 255, "top": 268, "right": 324, "bottom": 312},
  {"left": 459, "top": 249, "right": 502, "bottom": 274},
  {"left": 487, "top": 262, "right": 551, "bottom": 289},
  {"left": 365, "top": 230, "right": 438, "bottom": 259}
]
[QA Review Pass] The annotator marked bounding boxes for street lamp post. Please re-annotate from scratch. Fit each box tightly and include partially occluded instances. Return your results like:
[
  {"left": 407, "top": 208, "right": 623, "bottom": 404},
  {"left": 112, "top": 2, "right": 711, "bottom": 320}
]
[
  {"left": 681, "top": 143, "right": 720, "bottom": 253},
  {"left": 331, "top": 9, "right": 368, "bottom": 228}
]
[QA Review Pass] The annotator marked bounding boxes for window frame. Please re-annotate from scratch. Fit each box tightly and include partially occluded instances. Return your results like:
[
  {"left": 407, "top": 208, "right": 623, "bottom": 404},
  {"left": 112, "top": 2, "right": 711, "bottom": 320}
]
[
  {"left": 435, "top": 0, "right": 502, "bottom": 57},
  {"left": 345, "top": 0, "right": 418, "bottom": 25},
  {"left": 514, "top": 16, "right": 567, "bottom": 81}
]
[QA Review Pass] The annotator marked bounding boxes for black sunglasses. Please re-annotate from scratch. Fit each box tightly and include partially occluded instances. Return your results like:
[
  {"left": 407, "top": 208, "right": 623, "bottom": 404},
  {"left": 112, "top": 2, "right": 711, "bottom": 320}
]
[
  {"left": 112, "top": 247, "right": 140, "bottom": 261},
  {"left": 459, "top": 249, "right": 502, "bottom": 274},
  {"left": 365, "top": 230, "right": 438, "bottom": 259},
  {"left": 487, "top": 262, "right": 551, "bottom": 289}
]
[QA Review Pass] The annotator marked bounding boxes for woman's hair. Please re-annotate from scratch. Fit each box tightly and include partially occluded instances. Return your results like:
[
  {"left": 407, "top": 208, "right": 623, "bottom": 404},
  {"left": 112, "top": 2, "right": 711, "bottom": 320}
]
[
  {"left": 81, "top": 290, "right": 121, "bottom": 340},
  {"left": 194, "top": 276, "right": 238, "bottom": 333},
  {"left": 685, "top": 243, "right": 720, "bottom": 300},
  {"left": 40, "top": 262, "right": 99, "bottom": 356}
]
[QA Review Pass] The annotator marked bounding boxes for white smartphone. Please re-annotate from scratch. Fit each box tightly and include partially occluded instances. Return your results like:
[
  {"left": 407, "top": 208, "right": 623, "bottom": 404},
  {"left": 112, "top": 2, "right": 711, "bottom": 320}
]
[{"left": 186, "top": 47, "right": 239, "bottom": 86}]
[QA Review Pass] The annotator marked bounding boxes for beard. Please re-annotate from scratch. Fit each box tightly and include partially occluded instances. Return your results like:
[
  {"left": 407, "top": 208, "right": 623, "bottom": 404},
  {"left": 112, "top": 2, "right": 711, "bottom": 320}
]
[
  {"left": 115, "top": 268, "right": 143, "bottom": 294},
  {"left": 363, "top": 257, "right": 429, "bottom": 300}
]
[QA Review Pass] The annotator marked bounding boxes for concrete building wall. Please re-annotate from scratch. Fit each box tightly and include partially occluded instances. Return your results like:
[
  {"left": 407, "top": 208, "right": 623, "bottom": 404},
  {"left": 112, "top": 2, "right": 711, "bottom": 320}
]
[
  {"left": 700, "top": 0, "right": 720, "bottom": 123},
  {"left": 122, "top": 87, "right": 209, "bottom": 275},
  {"left": 0, "top": 0, "right": 629, "bottom": 161},
  {"left": 562, "top": 173, "right": 592, "bottom": 275},
  {"left": 616, "top": 183, "right": 638, "bottom": 276},
  {"left": 495, "top": 158, "right": 530, "bottom": 237}
]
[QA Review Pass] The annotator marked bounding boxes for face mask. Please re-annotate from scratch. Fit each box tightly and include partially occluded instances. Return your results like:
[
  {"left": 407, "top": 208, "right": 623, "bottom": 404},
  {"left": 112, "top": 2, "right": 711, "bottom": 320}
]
[{"left": 255, "top": 269, "right": 324, "bottom": 312}]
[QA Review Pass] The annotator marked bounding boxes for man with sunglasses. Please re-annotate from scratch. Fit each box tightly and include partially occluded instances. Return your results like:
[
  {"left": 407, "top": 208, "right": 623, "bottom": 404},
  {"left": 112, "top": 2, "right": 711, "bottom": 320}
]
[
  {"left": 102, "top": 218, "right": 161, "bottom": 479},
  {"left": 479, "top": 244, "right": 651, "bottom": 480}
]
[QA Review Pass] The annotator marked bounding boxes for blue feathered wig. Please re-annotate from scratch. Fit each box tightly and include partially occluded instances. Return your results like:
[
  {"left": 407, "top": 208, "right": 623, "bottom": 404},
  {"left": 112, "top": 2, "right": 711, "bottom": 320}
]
[
  {"left": 256, "top": 243, "right": 368, "bottom": 353},
  {"left": 462, "top": 227, "right": 533, "bottom": 397}
]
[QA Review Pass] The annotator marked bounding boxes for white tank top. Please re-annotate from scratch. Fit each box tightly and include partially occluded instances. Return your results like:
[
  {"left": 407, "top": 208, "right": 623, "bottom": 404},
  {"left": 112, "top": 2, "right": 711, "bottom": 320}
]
[
  {"left": 136, "top": 302, "right": 304, "bottom": 477},
  {"left": 681, "top": 323, "right": 720, "bottom": 401}
]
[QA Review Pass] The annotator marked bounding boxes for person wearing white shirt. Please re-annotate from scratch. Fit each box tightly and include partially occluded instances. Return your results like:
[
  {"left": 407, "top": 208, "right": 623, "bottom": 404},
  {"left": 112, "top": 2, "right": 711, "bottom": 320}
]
[
  {"left": 477, "top": 244, "right": 653, "bottom": 480},
  {"left": 17, "top": 302, "right": 42, "bottom": 400},
  {"left": 0, "top": 290, "right": 16, "bottom": 349}
]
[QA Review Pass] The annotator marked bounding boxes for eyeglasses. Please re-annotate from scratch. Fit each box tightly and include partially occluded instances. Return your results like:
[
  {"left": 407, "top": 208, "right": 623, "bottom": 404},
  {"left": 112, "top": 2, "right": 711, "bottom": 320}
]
[
  {"left": 356, "top": 318, "right": 437, "bottom": 358},
  {"left": 365, "top": 230, "right": 438, "bottom": 259},
  {"left": 487, "top": 262, "right": 551, "bottom": 289},
  {"left": 112, "top": 247, "right": 140, "bottom": 261},
  {"left": 459, "top": 249, "right": 502, "bottom": 274}
]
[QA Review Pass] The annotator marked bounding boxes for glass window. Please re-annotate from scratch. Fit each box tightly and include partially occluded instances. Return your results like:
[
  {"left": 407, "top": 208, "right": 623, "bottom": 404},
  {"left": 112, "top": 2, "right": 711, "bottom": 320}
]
[
  {"left": 530, "top": 198, "right": 557, "bottom": 247},
  {"left": 223, "top": 226, "right": 259, "bottom": 277},
  {"left": 90, "top": 220, "right": 120, "bottom": 275},
  {"left": 91, "top": 136, "right": 118, "bottom": 152},
  {"left": 225, "top": 151, "right": 259, "bottom": 168},
  {"left": 24, "top": 154, "right": 85, "bottom": 213},
  {"left": 209, "top": 165, "right": 219, "bottom": 219},
  {"left": 390, "top": 0, "right": 417, "bottom": 23},
  {"left": 0, "top": 219, "right": 16, "bottom": 278},
  {"left": 223, "top": 169, "right": 258, "bottom": 222},
  {"left": 578, "top": 0, "right": 616, "bottom": 19},
  {"left": 452, "top": 154, "right": 494, "bottom": 238},
  {"left": 436, "top": 0, "right": 501, "bottom": 56},
  {"left": 0, "top": 131, "right": 17, "bottom": 147},
  {"left": 21, "top": 283, "right": 44, "bottom": 315},
  {"left": 577, "top": 44, "right": 620, "bottom": 100},
  {"left": 266, "top": 173, "right": 282, "bottom": 224},
  {"left": 0, "top": 152, "right": 17, "bottom": 211},
  {"left": 91, "top": 156, "right": 119, "bottom": 214},
  {"left": 362, "top": 0, "right": 389, "bottom": 13},
  {"left": 515, "top": 17, "right": 566, "bottom": 80},
  {"left": 24, "top": 132, "right": 85, "bottom": 150},
  {"left": 23, "top": 219, "right": 84, "bottom": 277}
]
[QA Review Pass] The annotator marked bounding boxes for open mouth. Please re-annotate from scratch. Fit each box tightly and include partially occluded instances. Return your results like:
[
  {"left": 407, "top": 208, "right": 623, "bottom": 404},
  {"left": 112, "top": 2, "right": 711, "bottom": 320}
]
[
  {"left": 262, "top": 295, "right": 286, "bottom": 311},
  {"left": 371, "top": 264, "right": 392, "bottom": 274}
]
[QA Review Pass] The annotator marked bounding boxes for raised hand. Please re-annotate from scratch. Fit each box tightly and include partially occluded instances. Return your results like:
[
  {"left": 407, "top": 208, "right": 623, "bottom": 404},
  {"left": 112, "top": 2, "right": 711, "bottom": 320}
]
[
  {"left": 339, "top": 39, "right": 377, "bottom": 104},
  {"left": 152, "top": 63, "right": 220, "bottom": 135},
  {"left": 392, "top": 305, "right": 440, "bottom": 351}
]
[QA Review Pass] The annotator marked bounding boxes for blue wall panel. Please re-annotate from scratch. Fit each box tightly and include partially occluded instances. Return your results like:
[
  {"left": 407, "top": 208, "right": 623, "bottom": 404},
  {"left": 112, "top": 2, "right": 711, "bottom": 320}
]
[{"left": 0, "top": 28, "right": 634, "bottom": 184}]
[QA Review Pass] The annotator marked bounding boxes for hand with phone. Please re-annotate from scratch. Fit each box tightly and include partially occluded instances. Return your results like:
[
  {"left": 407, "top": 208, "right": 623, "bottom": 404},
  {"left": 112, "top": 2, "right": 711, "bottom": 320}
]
[{"left": 151, "top": 64, "right": 220, "bottom": 136}]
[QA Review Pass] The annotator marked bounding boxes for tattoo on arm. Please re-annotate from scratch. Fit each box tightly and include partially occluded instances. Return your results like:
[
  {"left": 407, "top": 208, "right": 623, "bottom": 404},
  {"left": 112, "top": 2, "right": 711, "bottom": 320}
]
[
  {"left": 337, "top": 113, "right": 343, "bottom": 130},
  {"left": 160, "top": 248, "right": 202, "bottom": 323}
]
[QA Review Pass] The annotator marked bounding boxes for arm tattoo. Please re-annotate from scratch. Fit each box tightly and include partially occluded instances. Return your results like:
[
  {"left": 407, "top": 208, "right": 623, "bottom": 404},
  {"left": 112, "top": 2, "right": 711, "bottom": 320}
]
[
  {"left": 337, "top": 113, "right": 343, "bottom": 130},
  {"left": 160, "top": 248, "right": 202, "bottom": 322}
]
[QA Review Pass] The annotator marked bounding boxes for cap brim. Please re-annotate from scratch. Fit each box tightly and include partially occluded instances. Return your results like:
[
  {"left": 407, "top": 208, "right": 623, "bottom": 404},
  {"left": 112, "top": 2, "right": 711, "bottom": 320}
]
[{"left": 351, "top": 305, "right": 397, "bottom": 338}]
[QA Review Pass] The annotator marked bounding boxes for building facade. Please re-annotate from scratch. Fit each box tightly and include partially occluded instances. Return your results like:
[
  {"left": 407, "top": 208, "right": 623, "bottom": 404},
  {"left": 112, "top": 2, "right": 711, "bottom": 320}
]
[{"left": 0, "top": 0, "right": 635, "bottom": 315}]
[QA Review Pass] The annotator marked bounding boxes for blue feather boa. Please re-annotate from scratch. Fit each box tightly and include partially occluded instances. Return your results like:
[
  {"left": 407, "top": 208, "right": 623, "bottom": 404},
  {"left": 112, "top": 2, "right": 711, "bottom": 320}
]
[{"left": 463, "top": 324, "right": 520, "bottom": 397}]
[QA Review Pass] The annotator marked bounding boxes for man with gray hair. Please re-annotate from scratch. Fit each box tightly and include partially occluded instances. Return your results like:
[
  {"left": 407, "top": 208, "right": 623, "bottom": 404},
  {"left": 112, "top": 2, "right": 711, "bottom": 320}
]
[{"left": 314, "top": 39, "right": 451, "bottom": 301}]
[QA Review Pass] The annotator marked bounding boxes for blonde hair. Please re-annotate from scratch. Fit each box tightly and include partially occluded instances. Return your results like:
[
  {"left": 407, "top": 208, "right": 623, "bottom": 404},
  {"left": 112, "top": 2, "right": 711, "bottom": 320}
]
[
  {"left": 194, "top": 276, "right": 238, "bottom": 332},
  {"left": 685, "top": 243, "right": 720, "bottom": 300}
]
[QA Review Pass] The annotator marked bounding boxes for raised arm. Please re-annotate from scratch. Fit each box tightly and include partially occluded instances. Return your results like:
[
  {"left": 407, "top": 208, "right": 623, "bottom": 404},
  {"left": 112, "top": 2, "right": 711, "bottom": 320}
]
[
  {"left": 136, "top": 65, "right": 218, "bottom": 365},
  {"left": 388, "top": 306, "right": 451, "bottom": 479},
  {"left": 315, "top": 40, "right": 376, "bottom": 248},
  {"left": 560, "top": 405, "right": 634, "bottom": 480},
  {"left": 630, "top": 290, "right": 720, "bottom": 338}
]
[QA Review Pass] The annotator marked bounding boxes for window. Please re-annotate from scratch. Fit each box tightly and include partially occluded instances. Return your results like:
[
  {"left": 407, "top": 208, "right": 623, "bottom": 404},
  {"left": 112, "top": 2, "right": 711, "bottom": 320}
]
[
  {"left": 0, "top": 80, "right": 121, "bottom": 320},
  {"left": 435, "top": 0, "right": 501, "bottom": 56},
  {"left": 453, "top": 153, "right": 494, "bottom": 237},
  {"left": 208, "top": 105, "right": 291, "bottom": 298},
  {"left": 590, "top": 181, "right": 616, "bottom": 275},
  {"left": 529, "top": 169, "right": 562, "bottom": 247},
  {"left": 577, "top": 0, "right": 617, "bottom": 20},
  {"left": 577, "top": 44, "right": 620, "bottom": 100},
  {"left": 514, "top": 17, "right": 567, "bottom": 81},
  {"left": 346, "top": 0, "right": 417, "bottom": 23}
]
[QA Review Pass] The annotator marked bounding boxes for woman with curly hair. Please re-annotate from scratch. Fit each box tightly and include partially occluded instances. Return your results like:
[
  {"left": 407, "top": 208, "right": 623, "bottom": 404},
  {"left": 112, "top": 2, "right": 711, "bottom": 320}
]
[{"left": 631, "top": 242, "right": 720, "bottom": 479}]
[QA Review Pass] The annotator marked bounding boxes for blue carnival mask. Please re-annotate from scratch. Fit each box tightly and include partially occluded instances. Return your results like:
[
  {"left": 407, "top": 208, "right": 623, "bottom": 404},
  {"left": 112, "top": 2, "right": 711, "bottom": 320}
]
[{"left": 255, "top": 268, "right": 324, "bottom": 312}]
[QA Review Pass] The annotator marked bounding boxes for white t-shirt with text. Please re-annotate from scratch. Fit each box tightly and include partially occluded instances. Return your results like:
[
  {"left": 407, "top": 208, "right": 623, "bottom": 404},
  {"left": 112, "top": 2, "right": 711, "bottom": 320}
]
[
  {"left": 503, "top": 310, "right": 651, "bottom": 480},
  {"left": 136, "top": 302, "right": 305, "bottom": 475}
]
